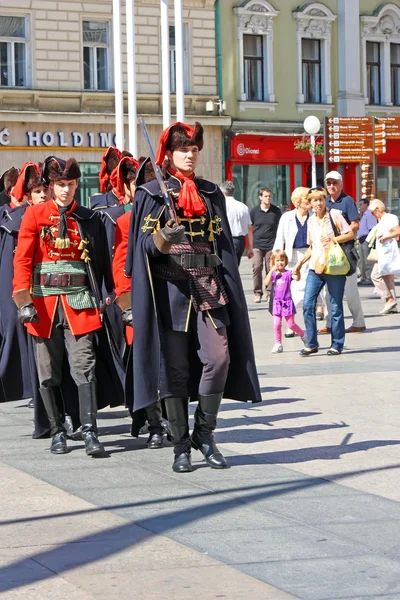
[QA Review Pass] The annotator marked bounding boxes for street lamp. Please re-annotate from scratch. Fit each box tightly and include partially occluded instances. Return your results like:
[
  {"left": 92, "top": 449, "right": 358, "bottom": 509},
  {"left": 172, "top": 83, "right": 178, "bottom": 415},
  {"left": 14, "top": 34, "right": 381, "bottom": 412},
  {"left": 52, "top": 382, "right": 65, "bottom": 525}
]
[{"left": 304, "top": 116, "right": 321, "bottom": 188}]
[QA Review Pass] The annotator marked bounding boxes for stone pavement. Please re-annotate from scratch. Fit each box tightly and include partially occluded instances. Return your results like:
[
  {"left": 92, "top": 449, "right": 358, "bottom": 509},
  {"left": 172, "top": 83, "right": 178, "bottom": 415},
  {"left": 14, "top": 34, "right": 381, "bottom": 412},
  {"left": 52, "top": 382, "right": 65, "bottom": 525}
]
[{"left": 1, "top": 260, "right": 400, "bottom": 600}]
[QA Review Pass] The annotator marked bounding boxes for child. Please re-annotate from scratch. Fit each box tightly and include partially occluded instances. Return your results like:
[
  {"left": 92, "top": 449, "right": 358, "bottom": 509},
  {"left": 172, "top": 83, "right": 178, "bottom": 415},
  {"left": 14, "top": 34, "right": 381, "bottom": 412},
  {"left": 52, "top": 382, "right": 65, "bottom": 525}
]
[{"left": 265, "top": 250, "right": 307, "bottom": 353}]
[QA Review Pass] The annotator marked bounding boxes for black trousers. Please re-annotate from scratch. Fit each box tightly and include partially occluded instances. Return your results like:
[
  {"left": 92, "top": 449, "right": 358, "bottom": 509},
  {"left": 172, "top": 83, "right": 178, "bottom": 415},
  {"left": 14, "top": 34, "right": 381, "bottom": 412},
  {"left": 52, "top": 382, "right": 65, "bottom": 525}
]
[
  {"left": 161, "top": 311, "right": 230, "bottom": 399},
  {"left": 232, "top": 236, "right": 246, "bottom": 266},
  {"left": 32, "top": 303, "right": 96, "bottom": 388}
]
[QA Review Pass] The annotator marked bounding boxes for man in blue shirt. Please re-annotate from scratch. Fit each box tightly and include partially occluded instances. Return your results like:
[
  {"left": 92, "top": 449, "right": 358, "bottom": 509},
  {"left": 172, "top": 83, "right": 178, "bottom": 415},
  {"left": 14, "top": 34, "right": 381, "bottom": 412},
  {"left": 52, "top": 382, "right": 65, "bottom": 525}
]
[
  {"left": 358, "top": 199, "right": 377, "bottom": 284},
  {"left": 319, "top": 171, "right": 366, "bottom": 334}
]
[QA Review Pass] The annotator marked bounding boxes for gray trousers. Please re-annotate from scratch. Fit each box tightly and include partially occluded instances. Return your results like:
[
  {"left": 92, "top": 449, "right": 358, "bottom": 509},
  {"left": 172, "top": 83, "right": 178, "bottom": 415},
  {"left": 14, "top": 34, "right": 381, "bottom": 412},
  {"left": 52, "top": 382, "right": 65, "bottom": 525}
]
[
  {"left": 161, "top": 312, "right": 230, "bottom": 398},
  {"left": 252, "top": 248, "right": 273, "bottom": 297},
  {"left": 33, "top": 303, "right": 96, "bottom": 389},
  {"left": 358, "top": 240, "right": 373, "bottom": 282}
]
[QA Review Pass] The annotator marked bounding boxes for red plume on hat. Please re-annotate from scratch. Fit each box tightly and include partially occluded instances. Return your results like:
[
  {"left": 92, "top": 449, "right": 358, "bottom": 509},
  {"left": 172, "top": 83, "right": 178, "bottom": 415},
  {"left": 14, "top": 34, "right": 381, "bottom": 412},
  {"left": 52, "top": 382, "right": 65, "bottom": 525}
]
[
  {"left": 12, "top": 162, "right": 41, "bottom": 203},
  {"left": 110, "top": 156, "right": 140, "bottom": 204},
  {"left": 155, "top": 122, "right": 204, "bottom": 166},
  {"left": 99, "top": 147, "right": 122, "bottom": 193}
]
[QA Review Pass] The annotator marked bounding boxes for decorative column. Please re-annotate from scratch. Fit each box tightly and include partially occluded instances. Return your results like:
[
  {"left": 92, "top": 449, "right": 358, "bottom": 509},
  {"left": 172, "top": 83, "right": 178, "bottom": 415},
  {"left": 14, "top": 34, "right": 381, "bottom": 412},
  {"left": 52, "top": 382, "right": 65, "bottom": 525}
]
[{"left": 336, "top": 0, "right": 365, "bottom": 116}]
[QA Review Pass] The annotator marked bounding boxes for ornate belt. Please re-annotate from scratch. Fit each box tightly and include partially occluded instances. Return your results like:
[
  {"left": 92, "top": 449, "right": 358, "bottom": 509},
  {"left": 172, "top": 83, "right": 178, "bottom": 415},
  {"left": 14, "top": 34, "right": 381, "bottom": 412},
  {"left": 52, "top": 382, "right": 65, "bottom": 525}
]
[
  {"left": 33, "top": 273, "right": 89, "bottom": 287},
  {"left": 165, "top": 254, "right": 222, "bottom": 268}
]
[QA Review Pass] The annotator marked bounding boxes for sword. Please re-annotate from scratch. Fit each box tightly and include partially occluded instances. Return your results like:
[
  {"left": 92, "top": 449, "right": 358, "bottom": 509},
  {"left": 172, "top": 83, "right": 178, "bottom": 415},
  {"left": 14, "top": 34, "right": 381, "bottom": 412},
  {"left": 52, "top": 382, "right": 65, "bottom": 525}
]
[
  {"left": 139, "top": 117, "right": 178, "bottom": 223},
  {"left": 99, "top": 297, "right": 111, "bottom": 322}
]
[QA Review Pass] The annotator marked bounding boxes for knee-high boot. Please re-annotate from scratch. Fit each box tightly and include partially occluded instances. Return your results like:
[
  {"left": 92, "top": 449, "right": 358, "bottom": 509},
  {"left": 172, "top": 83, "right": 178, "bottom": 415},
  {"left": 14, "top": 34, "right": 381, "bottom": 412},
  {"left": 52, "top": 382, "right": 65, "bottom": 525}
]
[
  {"left": 165, "top": 397, "right": 192, "bottom": 473},
  {"left": 39, "top": 386, "right": 68, "bottom": 454},
  {"left": 146, "top": 401, "right": 164, "bottom": 449},
  {"left": 191, "top": 393, "right": 227, "bottom": 469},
  {"left": 78, "top": 382, "right": 104, "bottom": 457}
]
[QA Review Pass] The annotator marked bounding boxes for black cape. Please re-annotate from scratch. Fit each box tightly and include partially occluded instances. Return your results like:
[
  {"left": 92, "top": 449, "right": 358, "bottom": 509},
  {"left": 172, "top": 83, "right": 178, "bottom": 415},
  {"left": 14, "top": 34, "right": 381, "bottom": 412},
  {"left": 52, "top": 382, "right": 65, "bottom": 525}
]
[{"left": 127, "top": 176, "right": 261, "bottom": 413}]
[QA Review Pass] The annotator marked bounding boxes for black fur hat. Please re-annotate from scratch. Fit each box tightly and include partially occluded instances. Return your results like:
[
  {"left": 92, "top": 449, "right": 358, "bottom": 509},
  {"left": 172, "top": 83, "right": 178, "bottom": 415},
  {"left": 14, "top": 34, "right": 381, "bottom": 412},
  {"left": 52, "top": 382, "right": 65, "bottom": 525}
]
[
  {"left": 0, "top": 167, "right": 19, "bottom": 195},
  {"left": 41, "top": 157, "right": 81, "bottom": 185}
]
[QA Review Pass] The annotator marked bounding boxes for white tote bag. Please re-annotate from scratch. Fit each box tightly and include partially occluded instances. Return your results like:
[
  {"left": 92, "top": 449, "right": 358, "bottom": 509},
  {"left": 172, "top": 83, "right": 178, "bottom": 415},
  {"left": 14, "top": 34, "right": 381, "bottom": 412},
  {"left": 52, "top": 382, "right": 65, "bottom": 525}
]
[{"left": 378, "top": 240, "right": 400, "bottom": 276}]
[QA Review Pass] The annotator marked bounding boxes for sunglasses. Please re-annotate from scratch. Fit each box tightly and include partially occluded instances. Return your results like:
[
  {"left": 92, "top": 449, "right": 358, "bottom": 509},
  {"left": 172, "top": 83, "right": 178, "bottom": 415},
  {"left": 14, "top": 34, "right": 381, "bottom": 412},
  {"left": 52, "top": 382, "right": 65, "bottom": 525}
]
[
  {"left": 308, "top": 186, "right": 325, "bottom": 193},
  {"left": 325, "top": 180, "right": 340, "bottom": 185}
]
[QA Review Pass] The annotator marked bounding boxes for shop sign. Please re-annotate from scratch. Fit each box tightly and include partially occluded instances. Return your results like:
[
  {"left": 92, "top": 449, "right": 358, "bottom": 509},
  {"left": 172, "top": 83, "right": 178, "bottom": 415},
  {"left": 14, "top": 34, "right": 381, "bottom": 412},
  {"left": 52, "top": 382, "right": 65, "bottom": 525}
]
[
  {"left": 0, "top": 127, "right": 117, "bottom": 148},
  {"left": 231, "top": 137, "right": 263, "bottom": 160}
]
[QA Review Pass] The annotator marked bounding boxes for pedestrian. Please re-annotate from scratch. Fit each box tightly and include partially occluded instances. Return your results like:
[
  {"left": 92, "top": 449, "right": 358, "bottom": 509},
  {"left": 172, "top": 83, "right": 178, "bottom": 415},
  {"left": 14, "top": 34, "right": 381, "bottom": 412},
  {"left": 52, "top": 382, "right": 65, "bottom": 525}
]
[
  {"left": 12, "top": 157, "right": 124, "bottom": 456},
  {"left": 368, "top": 199, "right": 398, "bottom": 314},
  {"left": 295, "top": 186, "right": 354, "bottom": 356},
  {"left": 219, "top": 180, "right": 253, "bottom": 266},
  {"left": 357, "top": 199, "right": 377, "bottom": 285},
  {"left": 127, "top": 121, "right": 261, "bottom": 473},
  {"left": 320, "top": 171, "right": 366, "bottom": 334},
  {"left": 264, "top": 250, "right": 306, "bottom": 354},
  {"left": 273, "top": 186, "right": 326, "bottom": 336},
  {"left": 250, "top": 188, "right": 281, "bottom": 303}
]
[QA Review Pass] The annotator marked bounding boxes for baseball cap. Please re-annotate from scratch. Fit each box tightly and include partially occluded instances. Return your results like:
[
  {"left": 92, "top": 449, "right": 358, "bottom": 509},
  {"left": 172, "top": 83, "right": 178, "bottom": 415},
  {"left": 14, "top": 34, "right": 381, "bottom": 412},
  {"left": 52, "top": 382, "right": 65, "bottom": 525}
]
[{"left": 325, "top": 171, "right": 342, "bottom": 182}]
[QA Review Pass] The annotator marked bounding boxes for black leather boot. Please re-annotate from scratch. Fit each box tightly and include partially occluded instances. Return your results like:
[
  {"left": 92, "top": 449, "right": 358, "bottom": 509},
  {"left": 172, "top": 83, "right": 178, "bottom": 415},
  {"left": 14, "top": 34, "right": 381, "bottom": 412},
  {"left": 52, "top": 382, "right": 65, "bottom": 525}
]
[
  {"left": 146, "top": 401, "right": 164, "bottom": 449},
  {"left": 165, "top": 397, "right": 192, "bottom": 472},
  {"left": 78, "top": 382, "right": 104, "bottom": 457},
  {"left": 39, "top": 386, "right": 68, "bottom": 454},
  {"left": 191, "top": 393, "right": 227, "bottom": 469}
]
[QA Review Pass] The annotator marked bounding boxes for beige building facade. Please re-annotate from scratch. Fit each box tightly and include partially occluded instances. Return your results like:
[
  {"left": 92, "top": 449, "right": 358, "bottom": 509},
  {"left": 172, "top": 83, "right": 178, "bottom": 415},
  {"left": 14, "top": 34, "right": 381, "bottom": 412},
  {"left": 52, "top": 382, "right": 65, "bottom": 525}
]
[
  {"left": 218, "top": 0, "right": 400, "bottom": 212},
  {"left": 0, "top": 0, "right": 228, "bottom": 200}
]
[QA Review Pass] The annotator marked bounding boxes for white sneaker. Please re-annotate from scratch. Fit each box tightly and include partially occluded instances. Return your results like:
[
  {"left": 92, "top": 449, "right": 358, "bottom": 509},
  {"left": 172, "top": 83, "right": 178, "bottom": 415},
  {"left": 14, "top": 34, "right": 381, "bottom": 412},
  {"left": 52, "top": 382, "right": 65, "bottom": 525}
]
[
  {"left": 301, "top": 335, "right": 307, "bottom": 346},
  {"left": 380, "top": 301, "right": 397, "bottom": 315},
  {"left": 271, "top": 343, "right": 283, "bottom": 353}
]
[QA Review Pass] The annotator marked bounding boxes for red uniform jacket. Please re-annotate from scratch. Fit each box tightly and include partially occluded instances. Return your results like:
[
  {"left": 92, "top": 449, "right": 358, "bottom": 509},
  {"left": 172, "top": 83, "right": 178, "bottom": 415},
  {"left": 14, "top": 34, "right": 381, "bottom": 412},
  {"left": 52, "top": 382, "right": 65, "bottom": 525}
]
[
  {"left": 113, "top": 211, "right": 133, "bottom": 345},
  {"left": 13, "top": 200, "right": 102, "bottom": 338}
]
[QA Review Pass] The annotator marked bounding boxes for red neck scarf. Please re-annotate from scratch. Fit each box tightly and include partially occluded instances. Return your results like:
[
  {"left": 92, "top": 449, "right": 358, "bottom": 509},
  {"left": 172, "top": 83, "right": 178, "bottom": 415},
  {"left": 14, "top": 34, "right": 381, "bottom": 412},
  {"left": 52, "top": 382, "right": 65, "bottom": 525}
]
[{"left": 168, "top": 169, "right": 205, "bottom": 218}]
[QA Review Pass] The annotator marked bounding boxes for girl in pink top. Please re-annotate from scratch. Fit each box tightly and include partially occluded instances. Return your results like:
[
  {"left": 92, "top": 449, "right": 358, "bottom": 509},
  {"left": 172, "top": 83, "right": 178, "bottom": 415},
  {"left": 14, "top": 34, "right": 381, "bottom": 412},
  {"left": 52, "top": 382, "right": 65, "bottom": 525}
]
[{"left": 265, "top": 250, "right": 306, "bottom": 353}]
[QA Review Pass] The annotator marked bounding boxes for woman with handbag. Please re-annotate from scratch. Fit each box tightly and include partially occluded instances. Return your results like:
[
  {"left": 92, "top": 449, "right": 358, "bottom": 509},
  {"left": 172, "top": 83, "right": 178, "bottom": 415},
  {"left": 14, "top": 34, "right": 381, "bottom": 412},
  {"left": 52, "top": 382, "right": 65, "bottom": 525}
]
[
  {"left": 368, "top": 199, "right": 399, "bottom": 315},
  {"left": 273, "top": 187, "right": 326, "bottom": 336},
  {"left": 294, "top": 187, "right": 354, "bottom": 356}
]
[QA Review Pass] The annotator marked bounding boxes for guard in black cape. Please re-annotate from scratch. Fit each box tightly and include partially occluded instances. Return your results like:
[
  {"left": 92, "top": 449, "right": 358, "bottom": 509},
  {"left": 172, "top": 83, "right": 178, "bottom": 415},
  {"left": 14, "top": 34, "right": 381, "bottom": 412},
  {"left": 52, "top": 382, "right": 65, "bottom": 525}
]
[
  {"left": 128, "top": 122, "right": 261, "bottom": 473},
  {"left": 12, "top": 157, "right": 124, "bottom": 456},
  {"left": 113, "top": 157, "right": 167, "bottom": 448}
]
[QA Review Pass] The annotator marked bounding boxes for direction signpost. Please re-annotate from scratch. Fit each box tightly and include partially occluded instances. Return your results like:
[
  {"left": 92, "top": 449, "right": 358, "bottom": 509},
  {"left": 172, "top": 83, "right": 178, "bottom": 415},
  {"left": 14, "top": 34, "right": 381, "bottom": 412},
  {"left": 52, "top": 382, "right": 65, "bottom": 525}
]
[{"left": 324, "top": 116, "right": 387, "bottom": 201}]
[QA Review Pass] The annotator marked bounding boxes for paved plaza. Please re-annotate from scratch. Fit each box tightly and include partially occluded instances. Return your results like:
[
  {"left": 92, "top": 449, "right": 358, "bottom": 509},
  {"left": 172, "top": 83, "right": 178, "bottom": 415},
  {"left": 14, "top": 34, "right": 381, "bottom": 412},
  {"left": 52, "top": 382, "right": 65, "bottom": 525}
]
[{"left": 1, "top": 261, "right": 400, "bottom": 599}]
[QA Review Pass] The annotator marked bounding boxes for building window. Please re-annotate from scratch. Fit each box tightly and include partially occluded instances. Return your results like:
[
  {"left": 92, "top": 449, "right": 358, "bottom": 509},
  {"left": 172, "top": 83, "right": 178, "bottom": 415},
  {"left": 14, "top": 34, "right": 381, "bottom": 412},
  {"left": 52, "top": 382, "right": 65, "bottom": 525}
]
[
  {"left": 361, "top": 5, "right": 400, "bottom": 108},
  {"left": 0, "top": 15, "right": 28, "bottom": 88},
  {"left": 366, "top": 41, "right": 381, "bottom": 105},
  {"left": 293, "top": 3, "right": 336, "bottom": 109},
  {"left": 168, "top": 24, "right": 189, "bottom": 94},
  {"left": 234, "top": 0, "right": 279, "bottom": 105},
  {"left": 391, "top": 44, "right": 400, "bottom": 105},
  {"left": 83, "top": 20, "right": 110, "bottom": 91},
  {"left": 302, "top": 39, "right": 321, "bottom": 103},
  {"left": 243, "top": 35, "right": 264, "bottom": 101}
]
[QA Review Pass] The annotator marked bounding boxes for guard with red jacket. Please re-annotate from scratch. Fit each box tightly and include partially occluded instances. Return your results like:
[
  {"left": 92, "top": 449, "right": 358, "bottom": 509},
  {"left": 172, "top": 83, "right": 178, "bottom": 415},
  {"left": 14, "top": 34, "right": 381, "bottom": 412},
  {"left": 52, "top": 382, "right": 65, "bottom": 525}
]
[{"left": 12, "top": 157, "right": 123, "bottom": 456}]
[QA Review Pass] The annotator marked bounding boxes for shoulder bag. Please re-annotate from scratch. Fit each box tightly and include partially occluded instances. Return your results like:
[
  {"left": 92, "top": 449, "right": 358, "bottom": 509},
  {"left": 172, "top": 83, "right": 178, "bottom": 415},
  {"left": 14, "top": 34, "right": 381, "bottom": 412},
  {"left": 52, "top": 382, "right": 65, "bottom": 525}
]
[{"left": 328, "top": 212, "right": 358, "bottom": 276}]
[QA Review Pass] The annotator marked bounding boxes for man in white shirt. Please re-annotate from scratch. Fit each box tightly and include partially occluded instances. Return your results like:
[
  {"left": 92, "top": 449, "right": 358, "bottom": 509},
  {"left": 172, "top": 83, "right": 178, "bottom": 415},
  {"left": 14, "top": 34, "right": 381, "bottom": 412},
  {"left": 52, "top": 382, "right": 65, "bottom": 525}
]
[{"left": 220, "top": 181, "right": 253, "bottom": 265}]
